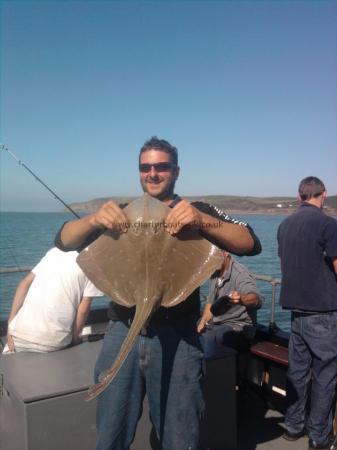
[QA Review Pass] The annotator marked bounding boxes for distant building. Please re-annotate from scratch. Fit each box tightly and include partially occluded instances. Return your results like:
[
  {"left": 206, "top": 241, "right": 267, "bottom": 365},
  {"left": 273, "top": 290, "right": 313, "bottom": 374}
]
[{"left": 276, "top": 204, "right": 283, "bottom": 208}]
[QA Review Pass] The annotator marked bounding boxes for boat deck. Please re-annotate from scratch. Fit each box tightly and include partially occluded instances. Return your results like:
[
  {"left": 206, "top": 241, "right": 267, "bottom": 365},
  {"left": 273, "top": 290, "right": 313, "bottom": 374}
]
[
  {"left": 0, "top": 315, "right": 312, "bottom": 450},
  {"left": 128, "top": 383, "right": 309, "bottom": 450},
  {"left": 237, "top": 387, "right": 308, "bottom": 450},
  {"left": 0, "top": 337, "right": 312, "bottom": 450}
]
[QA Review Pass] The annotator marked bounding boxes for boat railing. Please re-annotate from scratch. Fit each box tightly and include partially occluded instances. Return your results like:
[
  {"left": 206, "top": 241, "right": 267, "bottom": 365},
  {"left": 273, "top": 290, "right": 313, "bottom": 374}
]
[
  {"left": 0, "top": 267, "right": 283, "bottom": 334},
  {"left": 253, "top": 273, "right": 282, "bottom": 330},
  {"left": 0, "top": 266, "right": 32, "bottom": 274}
]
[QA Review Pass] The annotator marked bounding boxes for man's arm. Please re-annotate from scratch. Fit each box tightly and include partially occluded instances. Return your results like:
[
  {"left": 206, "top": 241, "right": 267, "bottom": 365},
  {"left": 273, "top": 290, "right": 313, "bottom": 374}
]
[
  {"left": 232, "top": 267, "right": 263, "bottom": 308},
  {"left": 165, "top": 199, "right": 260, "bottom": 255},
  {"left": 197, "top": 303, "right": 213, "bottom": 333},
  {"left": 72, "top": 297, "right": 92, "bottom": 344},
  {"left": 55, "top": 201, "right": 128, "bottom": 250},
  {"left": 229, "top": 291, "right": 261, "bottom": 308},
  {"left": 198, "top": 290, "right": 260, "bottom": 334},
  {"left": 7, "top": 272, "right": 35, "bottom": 351}
]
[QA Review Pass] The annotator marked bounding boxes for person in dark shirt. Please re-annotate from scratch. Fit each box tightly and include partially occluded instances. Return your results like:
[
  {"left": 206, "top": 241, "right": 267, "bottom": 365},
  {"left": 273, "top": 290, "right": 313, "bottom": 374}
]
[
  {"left": 55, "top": 136, "right": 261, "bottom": 450},
  {"left": 278, "top": 176, "right": 337, "bottom": 450}
]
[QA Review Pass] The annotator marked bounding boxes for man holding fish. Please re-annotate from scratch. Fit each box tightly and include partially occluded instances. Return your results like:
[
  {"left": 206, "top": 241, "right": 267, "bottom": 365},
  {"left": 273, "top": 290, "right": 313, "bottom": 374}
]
[{"left": 55, "top": 136, "right": 261, "bottom": 450}]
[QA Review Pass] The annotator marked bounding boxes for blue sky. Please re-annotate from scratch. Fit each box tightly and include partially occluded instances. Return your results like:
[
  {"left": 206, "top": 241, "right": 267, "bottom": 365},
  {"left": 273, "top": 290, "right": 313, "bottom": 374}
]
[{"left": 1, "top": 0, "right": 336, "bottom": 212}]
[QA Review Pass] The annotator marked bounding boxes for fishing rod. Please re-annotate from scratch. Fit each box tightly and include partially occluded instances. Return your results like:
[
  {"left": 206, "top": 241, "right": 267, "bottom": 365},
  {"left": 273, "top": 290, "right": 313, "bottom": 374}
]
[{"left": 1, "top": 144, "right": 80, "bottom": 218}]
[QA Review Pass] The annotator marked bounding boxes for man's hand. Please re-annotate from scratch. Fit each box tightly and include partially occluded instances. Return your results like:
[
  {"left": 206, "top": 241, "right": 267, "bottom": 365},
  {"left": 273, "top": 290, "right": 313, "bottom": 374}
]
[
  {"left": 59, "top": 201, "right": 129, "bottom": 249},
  {"left": 165, "top": 200, "right": 202, "bottom": 235},
  {"left": 89, "top": 201, "right": 129, "bottom": 232},
  {"left": 197, "top": 304, "right": 213, "bottom": 333},
  {"left": 7, "top": 334, "right": 16, "bottom": 352},
  {"left": 72, "top": 335, "right": 83, "bottom": 345},
  {"left": 229, "top": 291, "right": 241, "bottom": 304},
  {"left": 229, "top": 290, "right": 261, "bottom": 307}
]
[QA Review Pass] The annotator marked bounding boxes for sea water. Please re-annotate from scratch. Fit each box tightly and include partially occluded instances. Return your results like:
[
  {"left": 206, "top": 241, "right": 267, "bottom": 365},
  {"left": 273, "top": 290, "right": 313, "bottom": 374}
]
[{"left": 0, "top": 211, "right": 290, "bottom": 330}]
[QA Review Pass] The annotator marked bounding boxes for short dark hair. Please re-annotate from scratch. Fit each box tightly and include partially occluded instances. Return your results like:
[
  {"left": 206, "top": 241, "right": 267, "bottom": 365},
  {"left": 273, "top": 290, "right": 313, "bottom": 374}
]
[
  {"left": 298, "top": 176, "right": 326, "bottom": 201},
  {"left": 139, "top": 136, "right": 178, "bottom": 165}
]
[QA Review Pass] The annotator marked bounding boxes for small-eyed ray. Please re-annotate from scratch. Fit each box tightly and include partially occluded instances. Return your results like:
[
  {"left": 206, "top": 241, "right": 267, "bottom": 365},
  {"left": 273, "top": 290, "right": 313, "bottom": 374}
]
[{"left": 77, "top": 193, "right": 224, "bottom": 400}]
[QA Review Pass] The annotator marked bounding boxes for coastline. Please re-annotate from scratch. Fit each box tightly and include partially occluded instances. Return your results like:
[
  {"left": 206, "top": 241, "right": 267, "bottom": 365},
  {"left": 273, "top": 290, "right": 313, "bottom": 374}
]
[
  {"left": 227, "top": 209, "right": 337, "bottom": 216},
  {"left": 1, "top": 209, "right": 336, "bottom": 217},
  {"left": 66, "top": 194, "right": 337, "bottom": 217}
]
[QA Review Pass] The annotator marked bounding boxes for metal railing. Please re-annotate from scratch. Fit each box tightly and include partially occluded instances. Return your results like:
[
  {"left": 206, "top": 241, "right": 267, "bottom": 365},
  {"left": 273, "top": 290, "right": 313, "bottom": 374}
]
[
  {"left": 0, "top": 266, "right": 282, "bottom": 330},
  {"left": 0, "top": 266, "right": 32, "bottom": 274},
  {"left": 253, "top": 273, "right": 281, "bottom": 329}
]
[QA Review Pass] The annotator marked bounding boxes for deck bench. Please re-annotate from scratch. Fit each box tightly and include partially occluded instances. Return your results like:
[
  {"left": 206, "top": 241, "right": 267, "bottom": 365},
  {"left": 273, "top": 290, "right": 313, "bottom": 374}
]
[
  {"left": 247, "top": 341, "right": 289, "bottom": 400},
  {"left": 250, "top": 341, "right": 289, "bottom": 366}
]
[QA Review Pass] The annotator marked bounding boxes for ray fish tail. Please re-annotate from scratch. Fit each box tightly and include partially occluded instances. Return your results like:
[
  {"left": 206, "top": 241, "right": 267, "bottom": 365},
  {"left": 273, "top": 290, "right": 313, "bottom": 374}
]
[{"left": 86, "top": 299, "right": 157, "bottom": 401}]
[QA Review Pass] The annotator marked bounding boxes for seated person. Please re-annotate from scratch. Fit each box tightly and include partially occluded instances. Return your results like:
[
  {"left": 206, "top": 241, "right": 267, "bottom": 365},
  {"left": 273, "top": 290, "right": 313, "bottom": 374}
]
[
  {"left": 3, "top": 247, "right": 103, "bottom": 353},
  {"left": 198, "top": 251, "right": 262, "bottom": 353}
]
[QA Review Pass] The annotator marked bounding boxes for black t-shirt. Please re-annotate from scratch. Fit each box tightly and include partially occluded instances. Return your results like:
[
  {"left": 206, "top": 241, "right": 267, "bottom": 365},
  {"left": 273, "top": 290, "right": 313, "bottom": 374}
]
[{"left": 54, "top": 198, "right": 261, "bottom": 322}]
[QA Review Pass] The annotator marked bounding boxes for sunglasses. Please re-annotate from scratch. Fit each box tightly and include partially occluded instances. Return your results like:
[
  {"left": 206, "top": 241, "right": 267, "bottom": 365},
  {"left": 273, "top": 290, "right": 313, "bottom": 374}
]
[{"left": 139, "top": 162, "right": 176, "bottom": 173}]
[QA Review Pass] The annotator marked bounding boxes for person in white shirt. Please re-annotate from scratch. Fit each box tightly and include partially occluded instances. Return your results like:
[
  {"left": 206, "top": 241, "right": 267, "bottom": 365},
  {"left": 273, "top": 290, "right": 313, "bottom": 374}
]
[{"left": 3, "top": 247, "right": 103, "bottom": 353}]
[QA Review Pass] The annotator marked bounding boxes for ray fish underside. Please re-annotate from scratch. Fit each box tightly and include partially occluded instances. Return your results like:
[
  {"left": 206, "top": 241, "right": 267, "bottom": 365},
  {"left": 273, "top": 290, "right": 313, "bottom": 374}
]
[{"left": 77, "top": 193, "right": 224, "bottom": 400}]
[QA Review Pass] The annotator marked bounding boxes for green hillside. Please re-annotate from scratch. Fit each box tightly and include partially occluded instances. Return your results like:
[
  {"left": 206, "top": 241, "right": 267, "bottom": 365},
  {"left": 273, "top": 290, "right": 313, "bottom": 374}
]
[{"left": 69, "top": 195, "right": 337, "bottom": 215}]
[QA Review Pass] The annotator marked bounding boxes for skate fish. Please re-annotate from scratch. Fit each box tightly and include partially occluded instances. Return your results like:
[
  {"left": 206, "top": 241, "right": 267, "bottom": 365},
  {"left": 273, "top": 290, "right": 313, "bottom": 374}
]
[{"left": 77, "top": 193, "right": 223, "bottom": 400}]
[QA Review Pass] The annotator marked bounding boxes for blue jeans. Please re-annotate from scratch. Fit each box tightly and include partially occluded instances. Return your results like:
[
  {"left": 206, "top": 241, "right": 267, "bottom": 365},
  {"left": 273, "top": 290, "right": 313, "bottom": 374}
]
[
  {"left": 94, "top": 320, "right": 205, "bottom": 450},
  {"left": 285, "top": 312, "right": 337, "bottom": 445},
  {"left": 201, "top": 322, "right": 253, "bottom": 353}
]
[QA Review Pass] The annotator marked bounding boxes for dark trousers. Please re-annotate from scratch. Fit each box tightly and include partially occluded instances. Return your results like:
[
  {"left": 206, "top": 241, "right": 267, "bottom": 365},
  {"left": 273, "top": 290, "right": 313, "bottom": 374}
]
[{"left": 285, "top": 312, "right": 337, "bottom": 445}]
